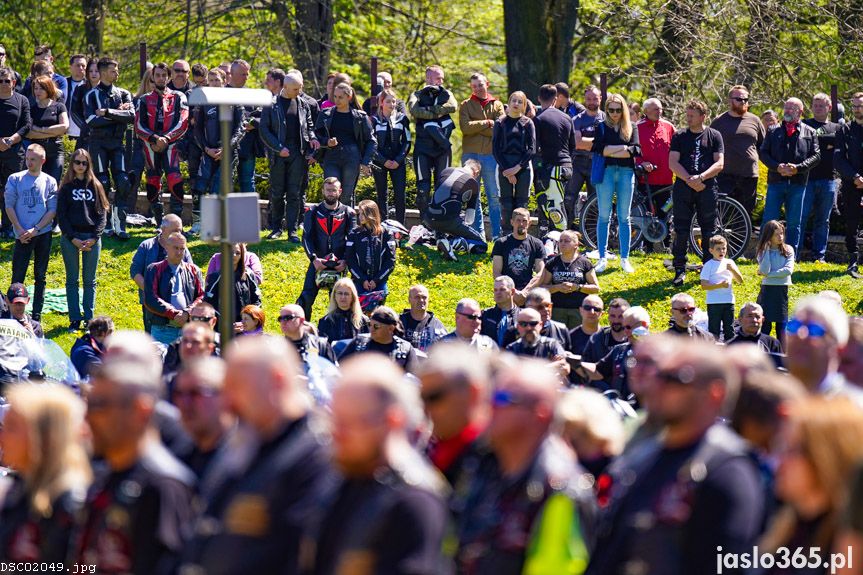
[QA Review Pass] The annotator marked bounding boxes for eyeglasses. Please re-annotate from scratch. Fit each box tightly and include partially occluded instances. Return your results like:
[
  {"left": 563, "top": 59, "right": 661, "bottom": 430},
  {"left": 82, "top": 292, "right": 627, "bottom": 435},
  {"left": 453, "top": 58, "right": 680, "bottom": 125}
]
[
  {"left": 655, "top": 369, "right": 695, "bottom": 386},
  {"left": 421, "top": 384, "right": 459, "bottom": 405},
  {"left": 190, "top": 315, "right": 214, "bottom": 322},
  {"left": 518, "top": 320, "right": 540, "bottom": 328},
  {"left": 531, "top": 303, "right": 552, "bottom": 311},
  {"left": 786, "top": 318, "right": 828, "bottom": 338},
  {"left": 607, "top": 107, "right": 623, "bottom": 113},
  {"left": 581, "top": 305, "right": 603, "bottom": 313},
  {"left": 87, "top": 396, "right": 133, "bottom": 411},
  {"left": 731, "top": 97, "right": 749, "bottom": 103},
  {"left": 173, "top": 387, "right": 218, "bottom": 401},
  {"left": 72, "top": 159, "right": 89, "bottom": 167},
  {"left": 457, "top": 311, "right": 482, "bottom": 321},
  {"left": 673, "top": 306, "right": 696, "bottom": 313},
  {"left": 0, "top": 79, "right": 12, "bottom": 84},
  {"left": 173, "top": 68, "right": 189, "bottom": 74},
  {"left": 492, "top": 389, "right": 532, "bottom": 408},
  {"left": 278, "top": 314, "right": 300, "bottom": 322}
]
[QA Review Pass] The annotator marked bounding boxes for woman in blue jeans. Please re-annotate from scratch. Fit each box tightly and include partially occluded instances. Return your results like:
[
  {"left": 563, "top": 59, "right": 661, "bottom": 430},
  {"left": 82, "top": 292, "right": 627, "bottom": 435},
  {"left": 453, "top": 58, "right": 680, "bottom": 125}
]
[
  {"left": 591, "top": 93, "right": 640, "bottom": 274},
  {"left": 56, "top": 148, "right": 108, "bottom": 332}
]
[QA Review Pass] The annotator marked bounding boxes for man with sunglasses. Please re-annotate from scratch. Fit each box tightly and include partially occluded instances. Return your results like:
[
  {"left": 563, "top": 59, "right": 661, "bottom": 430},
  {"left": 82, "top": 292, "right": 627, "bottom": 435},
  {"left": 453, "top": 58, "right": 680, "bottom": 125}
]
[
  {"left": 587, "top": 339, "right": 764, "bottom": 575},
  {"left": 277, "top": 304, "right": 337, "bottom": 366},
  {"left": 340, "top": 305, "right": 419, "bottom": 374},
  {"left": 0, "top": 67, "right": 31, "bottom": 239},
  {"left": 664, "top": 292, "right": 714, "bottom": 341},
  {"left": 786, "top": 296, "right": 863, "bottom": 404},
  {"left": 570, "top": 294, "right": 604, "bottom": 355},
  {"left": 439, "top": 298, "right": 497, "bottom": 352},
  {"left": 505, "top": 307, "right": 567, "bottom": 370},
  {"left": 167, "top": 60, "right": 202, "bottom": 198},
  {"left": 173, "top": 356, "right": 234, "bottom": 479},
  {"left": 581, "top": 297, "right": 630, "bottom": 365},
  {"left": 456, "top": 358, "right": 595, "bottom": 574},
  {"left": 76, "top": 330, "right": 196, "bottom": 574},
  {"left": 501, "top": 288, "right": 571, "bottom": 351},
  {"left": 711, "top": 85, "right": 766, "bottom": 215}
]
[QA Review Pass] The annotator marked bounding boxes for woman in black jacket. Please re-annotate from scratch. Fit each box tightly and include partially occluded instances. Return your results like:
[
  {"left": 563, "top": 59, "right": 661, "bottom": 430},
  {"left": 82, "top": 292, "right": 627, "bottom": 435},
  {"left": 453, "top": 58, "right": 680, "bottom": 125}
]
[
  {"left": 317, "top": 277, "right": 370, "bottom": 342},
  {"left": 493, "top": 91, "right": 536, "bottom": 233},
  {"left": 56, "top": 148, "right": 108, "bottom": 332},
  {"left": 345, "top": 200, "right": 396, "bottom": 310},
  {"left": 204, "top": 242, "right": 262, "bottom": 333},
  {"left": 371, "top": 88, "right": 411, "bottom": 224},
  {"left": 315, "top": 82, "right": 377, "bottom": 207}
]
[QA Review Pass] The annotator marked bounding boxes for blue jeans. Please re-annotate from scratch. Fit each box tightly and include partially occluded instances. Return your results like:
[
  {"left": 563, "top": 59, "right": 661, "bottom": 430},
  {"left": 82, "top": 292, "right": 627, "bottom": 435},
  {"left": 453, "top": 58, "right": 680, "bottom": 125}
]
[
  {"left": 237, "top": 156, "right": 256, "bottom": 194},
  {"left": 763, "top": 181, "right": 806, "bottom": 255},
  {"left": 151, "top": 324, "right": 181, "bottom": 346},
  {"left": 594, "top": 165, "right": 634, "bottom": 258},
  {"left": 60, "top": 235, "right": 101, "bottom": 322},
  {"left": 462, "top": 153, "right": 499, "bottom": 238},
  {"left": 801, "top": 178, "right": 838, "bottom": 259}
]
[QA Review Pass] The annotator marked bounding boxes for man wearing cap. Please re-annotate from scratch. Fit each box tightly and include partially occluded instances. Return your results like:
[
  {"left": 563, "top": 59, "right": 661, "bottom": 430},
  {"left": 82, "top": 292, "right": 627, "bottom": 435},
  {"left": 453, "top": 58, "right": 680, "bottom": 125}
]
[
  {"left": 4, "top": 283, "right": 42, "bottom": 337},
  {"left": 74, "top": 330, "right": 196, "bottom": 573},
  {"left": 4, "top": 143, "right": 57, "bottom": 322},
  {"left": 339, "top": 305, "right": 419, "bottom": 374}
]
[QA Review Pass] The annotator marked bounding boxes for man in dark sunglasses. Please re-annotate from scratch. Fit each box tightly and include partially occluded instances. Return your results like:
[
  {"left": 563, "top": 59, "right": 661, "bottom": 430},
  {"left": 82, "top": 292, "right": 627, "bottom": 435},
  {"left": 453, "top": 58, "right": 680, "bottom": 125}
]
[
  {"left": 456, "top": 358, "right": 595, "bottom": 574},
  {"left": 664, "top": 292, "right": 714, "bottom": 341},
  {"left": 439, "top": 298, "right": 497, "bottom": 352},
  {"left": 0, "top": 66, "right": 31, "bottom": 238},
  {"left": 588, "top": 340, "right": 764, "bottom": 575},
  {"left": 570, "top": 293, "right": 604, "bottom": 355},
  {"left": 277, "top": 303, "right": 337, "bottom": 366},
  {"left": 505, "top": 308, "right": 568, "bottom": 379}
]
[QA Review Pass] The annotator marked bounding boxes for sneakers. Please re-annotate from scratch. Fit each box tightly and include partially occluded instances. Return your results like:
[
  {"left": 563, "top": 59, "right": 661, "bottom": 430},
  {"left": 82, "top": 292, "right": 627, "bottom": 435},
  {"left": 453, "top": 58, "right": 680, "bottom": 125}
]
[
  {"left": 116, "top": 231, "right": 130, "bottom": 241},
  {"left": 594, "top": 258, "right": 608, "bottom": 273},
  {"left": 849, "top": 262, "right": 862, "bottom": 279},
  {"left": 288, "top": 232, "right": 301, "bottom": 244},
  {"left": 68, "top": 321, "right": 81, "bottom": 333},
  {"left": 437, "top": 238, "right": 458, "bottom": 262},
  {"left": 267, "top": 230, "right": 283, "bottom": 240},
  {"left": 188, "top": 222, "right": 201, "bottom": 237},
  {"left": 621, "top": 258, "right": 635, "bottom": 273},
  {"left": 672, "top": 270, "right": 686, "bottom": 286}
]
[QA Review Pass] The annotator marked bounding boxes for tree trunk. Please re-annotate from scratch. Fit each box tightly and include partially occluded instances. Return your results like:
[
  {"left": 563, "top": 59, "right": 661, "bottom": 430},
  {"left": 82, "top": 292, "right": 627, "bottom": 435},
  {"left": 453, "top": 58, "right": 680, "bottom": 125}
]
[
  {"left": 81, "top": 0, "right": 106, "bottom": 55},
  {"left": 732, "top": 0, "right": 778, "bottom": 89},
  {"left": 650, "top": 0, "right": 704, "bottom": 99},
  {"left": 268, "top": 0, "right": 334, "bottom": 97},
  {"left": 503, "top": 0, "right": 579, "bottom": 101}
]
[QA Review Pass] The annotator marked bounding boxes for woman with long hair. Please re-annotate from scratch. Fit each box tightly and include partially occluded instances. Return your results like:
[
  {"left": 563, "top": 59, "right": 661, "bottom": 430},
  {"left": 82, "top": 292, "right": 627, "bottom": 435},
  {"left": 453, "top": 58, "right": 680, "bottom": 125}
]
[
  {"left": 24, "top": 75, "right": 68, "bottom": 182},
  {"left": 56, "top": 148, "right": 109, "bottom": 332},
  {"left": 315, "top": 83, "right": 377, "bottom": 207},
  {"left": 760, "top": 396, "right": 863, "bottom": 574},
  {"left": 204, "top": 242, "right": 262, "bottom": 333},
  {"left": 756, "top": 220, "right": 795, "bottom": 342},
  {"left": 591, "top": 93, "right": 641, "bottom": 274},
  {"left": 317, "top": 277, "right": 371, "bottom": 342},
  {"left": 534, "top": 230, "right": 600, "bottom": 329},
  {"left": 345, "top": 200, "right": 396, "bottom": 310},
  {"left": 371, "top": 88, "right": 411, "bottom": 223},
  {"left": 0, "top": 384, "right": 91, "bottom": 562},
  {"left": 492, "top": 90, "right": 536, "bottom": 234}
]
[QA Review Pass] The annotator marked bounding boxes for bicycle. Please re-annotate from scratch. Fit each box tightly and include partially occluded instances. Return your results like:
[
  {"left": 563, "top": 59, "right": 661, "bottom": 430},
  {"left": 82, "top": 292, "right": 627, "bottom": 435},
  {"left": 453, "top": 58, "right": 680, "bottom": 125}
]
[{"left": 578, "top": 171, "right": 752, "bottom": 259}]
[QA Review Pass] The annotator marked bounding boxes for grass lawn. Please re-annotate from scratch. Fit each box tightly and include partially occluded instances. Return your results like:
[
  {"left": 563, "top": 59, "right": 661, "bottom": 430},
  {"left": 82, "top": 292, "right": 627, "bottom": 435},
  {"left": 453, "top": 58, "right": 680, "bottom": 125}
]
[{"left": 2, "top": 226, "right": 862, "bottom": 354}]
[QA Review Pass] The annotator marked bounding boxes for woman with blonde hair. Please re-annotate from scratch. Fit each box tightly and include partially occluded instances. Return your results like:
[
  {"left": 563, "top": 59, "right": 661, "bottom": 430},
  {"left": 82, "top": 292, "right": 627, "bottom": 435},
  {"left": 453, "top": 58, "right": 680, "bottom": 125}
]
[
  {"left": 317, "top": 277, "right": 371, "bottom": 342},
  {"left": 345, "top": 200, "right": 396, "bottom": 312},
  {"left": 760, "top": 396, "right": 863, "bottom": 574},
  {"left": 492, "top": 90, "right": 536, "bottom": 233},
  {"left": 591, "top": 93, "right": 640, "bottom": 274},
  {"left": 0, "top": 384, "right": 91, "bottom": 562},
  {"left": 554, "top": 386, "right": 625, "bottom": 478},
  {"left": 533, "top": 229, "right": 600, "bottom": 328}
]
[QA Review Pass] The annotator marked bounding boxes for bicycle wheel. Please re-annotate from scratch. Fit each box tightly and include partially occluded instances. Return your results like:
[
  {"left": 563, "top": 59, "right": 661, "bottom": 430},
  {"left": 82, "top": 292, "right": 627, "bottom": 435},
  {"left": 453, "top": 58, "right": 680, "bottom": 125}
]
[
  {"left": 579, "top": 194, "right": 645, "bottom": 252},
  {"left": 690, "top": 196, "right": 752, "bottom": 259}
]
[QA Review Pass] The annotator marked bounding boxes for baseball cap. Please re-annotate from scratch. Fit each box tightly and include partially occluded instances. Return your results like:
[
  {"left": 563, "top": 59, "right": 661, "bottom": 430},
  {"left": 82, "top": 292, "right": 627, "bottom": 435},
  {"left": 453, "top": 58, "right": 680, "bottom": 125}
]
[{"left": 7, "top": 283, "right": 28, "bottom": 303}]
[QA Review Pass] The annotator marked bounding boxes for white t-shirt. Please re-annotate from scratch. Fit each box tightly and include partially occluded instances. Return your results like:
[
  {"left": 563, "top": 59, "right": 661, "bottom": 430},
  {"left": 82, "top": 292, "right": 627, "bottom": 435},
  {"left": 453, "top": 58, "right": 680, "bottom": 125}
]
[{"left": 700, "top": 258, "right": 735, "bottom": 305}]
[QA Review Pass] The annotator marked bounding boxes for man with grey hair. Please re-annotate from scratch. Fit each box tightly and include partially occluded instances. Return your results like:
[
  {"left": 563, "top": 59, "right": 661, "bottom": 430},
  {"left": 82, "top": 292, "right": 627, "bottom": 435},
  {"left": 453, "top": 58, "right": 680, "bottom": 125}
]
[
  {"left": 635, "top": 96, "right": 674, "bottom": 202},
  {"left": 286, "top": 68, "right": 321, "bottom": 229},
  {"left": 760, "top": 96, "right": 821, "bottom": 255},
  {"left": 130, "top": 213, "right": 192, "bottom": 332},
  {"left": 76, "top": 330, "right": 196, "bottom": 573},
  {"left": 180, "top": 335, "right": 333, "bottom": 573},
  {"left": 481, "top": 275, "right": 520, "bottom": 345},
  {"left": 801, "top": 92, "right": 840, "bottom": 263},
  {"left": 439, "top": 297, "right": 498, "bottom": 351},
  {"left": 259, "top": 71, "right": 320, "bottom": 241},
  {"left": 665, "top": 292, "right": 714, "bottom": 341},
  {"left": 726, "top": 302, "right": 783, "bottom": 360},
  {"left": 786, "top": 296, "right": 863, "bottom": 404}
]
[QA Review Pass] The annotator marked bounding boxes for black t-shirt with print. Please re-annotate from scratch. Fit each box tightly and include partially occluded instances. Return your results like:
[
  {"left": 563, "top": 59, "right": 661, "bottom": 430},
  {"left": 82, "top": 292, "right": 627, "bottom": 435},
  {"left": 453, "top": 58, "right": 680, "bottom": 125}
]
[
  {"left": 544, "top": 254, "right": 594, "bottom": 309},
  {"left": 491, "top": 234, "right": 546, "bottom": 290},
  {"left": 670, "top": 127, "right": 724, "bottom": 185}
]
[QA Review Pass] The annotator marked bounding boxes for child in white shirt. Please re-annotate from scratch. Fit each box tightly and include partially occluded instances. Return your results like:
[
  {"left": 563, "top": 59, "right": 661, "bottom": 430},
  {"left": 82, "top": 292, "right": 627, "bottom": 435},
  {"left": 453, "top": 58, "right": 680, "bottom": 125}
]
[{"left": 700, "top": 235, "right": 743, "bottom": 340}]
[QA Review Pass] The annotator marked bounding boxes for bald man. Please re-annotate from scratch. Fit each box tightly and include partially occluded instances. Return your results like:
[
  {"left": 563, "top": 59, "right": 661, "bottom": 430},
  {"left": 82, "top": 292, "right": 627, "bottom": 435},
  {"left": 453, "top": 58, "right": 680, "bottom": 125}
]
[
  {"left": 277, "top": 303, "right": 337, "bottom": 365},
  {"left": 180, "top": 335, "right": 333, "bottom": 574},
  {"left": 456, "top": 358, "right": 595, "bottom": 574},
  {"left": 260, "top": 72, "right": 320, "bottom": 241}
]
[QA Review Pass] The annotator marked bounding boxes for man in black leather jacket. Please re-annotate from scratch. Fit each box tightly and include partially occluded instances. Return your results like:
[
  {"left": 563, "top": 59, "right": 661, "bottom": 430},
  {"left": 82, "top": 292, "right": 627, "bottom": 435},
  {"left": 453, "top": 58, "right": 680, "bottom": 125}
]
[{"left": 834, "top": 92, "right": 863, "bottom": 278}]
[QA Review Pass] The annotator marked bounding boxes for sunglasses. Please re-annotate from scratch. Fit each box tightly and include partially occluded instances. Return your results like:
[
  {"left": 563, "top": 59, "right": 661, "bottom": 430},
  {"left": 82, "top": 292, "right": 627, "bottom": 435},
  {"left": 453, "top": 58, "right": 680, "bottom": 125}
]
[
  {"left": 87, "top": 396, "right": 133, "bottom": 411},
  {"left": 72, "top": 159, "right": 89, "bottom": 166},
  {"left": 421, "top": 384, "right": 459, "bottom": 404},
  {"left": 173, "top": 68, "right": 189, "bottom": 73},
  {"left": 173, "top": 387, "right": 218, "bottom": 401},
  {"left": 607, "top": 108, "right": 623, "bottom": 113},
  {"left": 581, "top": 305, "right": 603, "bottom": 313},
  {"left": 786, "top": 318, "right": 827, "bottom": 338},
  {"left": 190, "top": 315, "right": 214, "bottom": 322},
  {"left": 278, "top": 314, "right": 300, "bottom": 322},
  {"left": 655, "top": 369, "right": 695, "bottom": 386},
  {"left": 457, "top": 311, "right": 482, "bottom": 321},
  {"left": 492, "top": 389, "right": 532, "bottom": 408},
  {"left": 518, "top": 320, "right": 540, "bottom": 328},
  {"left": 0, "top": 79, "right": 12, "bottom": 84},
  {"left": 731, "top": 97, "right": 749, "bottom": 103},
  {"left": 673, "top": 306, "right": 696, "bottom": 313},
  {"left": 0, "top": 53, "right": 6, "bottom": 57}
]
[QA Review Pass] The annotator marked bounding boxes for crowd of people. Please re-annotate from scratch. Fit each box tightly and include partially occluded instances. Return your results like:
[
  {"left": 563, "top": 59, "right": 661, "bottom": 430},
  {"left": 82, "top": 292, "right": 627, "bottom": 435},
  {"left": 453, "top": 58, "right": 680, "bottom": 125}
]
[{"left": 2, "top": 43, "right": 863, "bottom": 574}]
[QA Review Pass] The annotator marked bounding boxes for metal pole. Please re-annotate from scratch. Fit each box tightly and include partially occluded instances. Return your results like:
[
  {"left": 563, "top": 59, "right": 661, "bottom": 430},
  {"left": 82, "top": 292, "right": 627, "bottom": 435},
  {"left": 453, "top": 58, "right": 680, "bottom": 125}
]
[
  {"left": 218, "top": 104, "right": 234, "bottom": 347},
  {"left": 139, "top": 42, "right": 147, "bottom": 80},
  {"left": 831, "top": 85, "right": 839, "bottom": 123},
  {"left": 600, "top": 73, "right": 608, "bottom": 107},
  {"left": 370, "top": 57, "right": 379, "bottom": 116}
]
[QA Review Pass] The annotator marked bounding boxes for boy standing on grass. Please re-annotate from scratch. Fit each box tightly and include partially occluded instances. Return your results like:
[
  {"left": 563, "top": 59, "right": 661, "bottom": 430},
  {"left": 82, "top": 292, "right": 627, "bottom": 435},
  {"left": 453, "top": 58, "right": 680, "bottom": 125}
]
[{"left": 700, "top": 235, "right": 743, "bottom": 341}]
